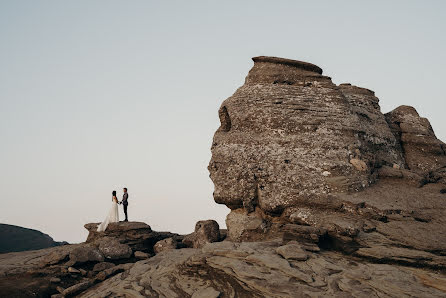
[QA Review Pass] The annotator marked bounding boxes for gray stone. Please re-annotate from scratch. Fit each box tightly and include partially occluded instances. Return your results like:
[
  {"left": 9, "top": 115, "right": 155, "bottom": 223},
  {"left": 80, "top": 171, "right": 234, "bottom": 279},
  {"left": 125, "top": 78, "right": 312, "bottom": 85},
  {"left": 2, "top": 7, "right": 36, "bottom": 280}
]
[
  {"left": 97, "top": 237, "right": 132, "bottom": 260},
  {"left": 68, "top": 245, "right": 104, "bottom": 265},
  {"left": 154, "top": 238, "right": 178, "bottom": 254},
  {"left": 182, "top": 220, "right": 221, "bottom": 248}
]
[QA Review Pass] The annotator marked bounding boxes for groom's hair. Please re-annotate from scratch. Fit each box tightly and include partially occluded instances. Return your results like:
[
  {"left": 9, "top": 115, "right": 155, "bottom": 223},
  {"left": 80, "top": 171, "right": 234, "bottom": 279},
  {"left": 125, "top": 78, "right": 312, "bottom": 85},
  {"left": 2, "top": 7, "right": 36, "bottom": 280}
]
[{"left": 123, "top": 188, "right": 127, "bottom": 191}]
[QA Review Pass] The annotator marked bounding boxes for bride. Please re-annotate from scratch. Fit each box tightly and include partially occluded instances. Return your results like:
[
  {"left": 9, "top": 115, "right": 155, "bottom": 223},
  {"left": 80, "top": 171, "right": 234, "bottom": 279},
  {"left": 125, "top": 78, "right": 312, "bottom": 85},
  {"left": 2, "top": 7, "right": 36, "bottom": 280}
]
[{"left": 97, "top": 190, "right": 119, "bottom": 232}]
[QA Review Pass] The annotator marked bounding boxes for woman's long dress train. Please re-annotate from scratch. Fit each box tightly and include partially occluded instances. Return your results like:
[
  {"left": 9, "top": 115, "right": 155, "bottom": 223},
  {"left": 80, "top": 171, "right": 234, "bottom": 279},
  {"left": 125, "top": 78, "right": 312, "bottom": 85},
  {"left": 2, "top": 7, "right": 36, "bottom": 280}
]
[{"left": 97, "top": 201, "right": 119, "bottom": 232}]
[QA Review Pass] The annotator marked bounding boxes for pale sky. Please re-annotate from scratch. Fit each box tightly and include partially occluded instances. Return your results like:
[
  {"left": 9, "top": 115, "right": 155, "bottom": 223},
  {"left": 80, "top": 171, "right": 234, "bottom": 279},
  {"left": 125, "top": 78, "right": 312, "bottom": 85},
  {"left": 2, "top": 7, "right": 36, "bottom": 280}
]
[{"left": 1, "top": 1, "right": 445, "bottom": 243}]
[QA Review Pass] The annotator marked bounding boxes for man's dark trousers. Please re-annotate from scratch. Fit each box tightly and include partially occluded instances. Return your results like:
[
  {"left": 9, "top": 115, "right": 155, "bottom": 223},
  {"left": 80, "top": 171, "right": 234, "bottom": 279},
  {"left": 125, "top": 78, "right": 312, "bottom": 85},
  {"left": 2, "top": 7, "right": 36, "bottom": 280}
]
[
  {"left": 123, "top": 192, "right": 129, "bottom": 221},
  {"left": 123, "top": 204, "right": 128, "bottom": 221}
]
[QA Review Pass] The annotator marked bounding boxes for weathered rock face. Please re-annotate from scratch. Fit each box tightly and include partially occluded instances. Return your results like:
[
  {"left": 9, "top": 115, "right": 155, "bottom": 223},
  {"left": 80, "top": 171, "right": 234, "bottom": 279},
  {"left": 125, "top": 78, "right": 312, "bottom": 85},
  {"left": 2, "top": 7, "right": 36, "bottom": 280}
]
[
  {"left": 385, "top": 105, "right": 446, "bottom": 175},
  {"left": 208, "top": 56, "right": 446, "bottom": 267},
  {"left": 339, "top": 83, "right": 405, "bottom": 169},
  {"left": 208, "top": 56, "right": 406, "bottom": 218}
]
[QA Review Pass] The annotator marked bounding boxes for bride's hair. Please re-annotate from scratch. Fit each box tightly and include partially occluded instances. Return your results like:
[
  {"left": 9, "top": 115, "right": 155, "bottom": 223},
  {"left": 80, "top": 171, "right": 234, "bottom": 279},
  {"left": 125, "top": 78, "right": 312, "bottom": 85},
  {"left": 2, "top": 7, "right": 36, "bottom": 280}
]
[{"left": 112, "top": 190, "right": 117, "bottom": 197}]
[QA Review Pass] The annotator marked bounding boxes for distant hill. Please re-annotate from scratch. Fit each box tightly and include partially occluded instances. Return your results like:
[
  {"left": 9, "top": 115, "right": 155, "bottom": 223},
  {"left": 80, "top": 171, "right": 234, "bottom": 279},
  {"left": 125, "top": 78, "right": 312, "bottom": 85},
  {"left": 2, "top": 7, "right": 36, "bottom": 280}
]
[{"left": 0, "top": 224, "right": 68, "bottom": 253}]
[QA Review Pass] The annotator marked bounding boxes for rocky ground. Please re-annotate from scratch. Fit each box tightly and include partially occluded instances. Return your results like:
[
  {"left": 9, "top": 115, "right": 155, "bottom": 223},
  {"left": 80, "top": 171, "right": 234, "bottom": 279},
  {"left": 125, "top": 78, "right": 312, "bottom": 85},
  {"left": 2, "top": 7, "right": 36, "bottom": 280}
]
[
  {"left": 1, "top": 218, "right": 445, "bottom": 297},
  {"left": 80, "top": 240, "right": 446, "bottom": 298},
  {"left": 0, "top": 222, "right": 180, "bottom": 297},
  {"left": 0, "top": 220, "right": 226, "bottom": 297},
  {"left": 1, "top": 56, "right": 446, "bottom": 297}
]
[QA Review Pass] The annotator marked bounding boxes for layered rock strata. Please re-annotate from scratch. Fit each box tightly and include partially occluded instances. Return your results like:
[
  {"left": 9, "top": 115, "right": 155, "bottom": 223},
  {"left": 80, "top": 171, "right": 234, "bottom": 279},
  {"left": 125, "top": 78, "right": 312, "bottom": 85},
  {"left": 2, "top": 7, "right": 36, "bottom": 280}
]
[
  {"left": 79, "top": 240, "right": 446, "bottom": 298},
  {"left": 208, "top": 56, "right": 446, "bottom": 268}
]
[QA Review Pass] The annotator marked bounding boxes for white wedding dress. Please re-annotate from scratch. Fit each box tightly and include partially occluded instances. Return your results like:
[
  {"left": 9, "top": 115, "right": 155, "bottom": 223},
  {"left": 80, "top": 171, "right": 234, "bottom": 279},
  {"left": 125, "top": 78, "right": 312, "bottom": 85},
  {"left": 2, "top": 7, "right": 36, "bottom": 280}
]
[{"left": 97, "top": 197, "right": 119, "bottom": 232}]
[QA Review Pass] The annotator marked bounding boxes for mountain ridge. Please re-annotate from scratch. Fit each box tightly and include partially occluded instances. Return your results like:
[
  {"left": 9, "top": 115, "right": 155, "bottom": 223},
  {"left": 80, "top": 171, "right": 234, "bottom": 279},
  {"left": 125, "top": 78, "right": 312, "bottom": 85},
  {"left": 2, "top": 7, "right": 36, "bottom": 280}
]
[{"left": 0, "top": 223, "right": 68, "bottom": 254}]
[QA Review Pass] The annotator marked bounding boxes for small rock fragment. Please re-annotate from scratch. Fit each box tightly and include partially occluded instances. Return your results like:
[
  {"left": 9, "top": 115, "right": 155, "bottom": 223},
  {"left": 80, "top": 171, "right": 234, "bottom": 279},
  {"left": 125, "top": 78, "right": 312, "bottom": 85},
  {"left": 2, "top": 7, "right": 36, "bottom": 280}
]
[
  {"left": 134, "top": 251, "right": 150, "bottom": 259},
  {"left": 154, "top": 238, "right": 178, "bottom": 254},
  {"left": 62, "top": 280, "right": 93, "bottom": 296},
  {"left": 50, "top": 277, "right": 61, "bottom": 283},
  {"left": 350, "top": 158, "right": 367, "bottom": 171},
  {"left": 68, "top": 267, "right": 80, "bottom": 273}
]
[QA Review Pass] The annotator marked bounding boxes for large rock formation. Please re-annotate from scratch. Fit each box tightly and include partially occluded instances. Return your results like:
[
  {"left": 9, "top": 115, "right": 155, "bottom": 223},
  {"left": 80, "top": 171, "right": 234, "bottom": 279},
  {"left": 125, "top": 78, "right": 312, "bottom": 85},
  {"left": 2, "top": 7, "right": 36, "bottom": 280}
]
[
  {"left": 208, "top": 57, "right": 446, "bottom": 269},
  {"left": 209, "top": 57, "right": 405, "bottom": 216}
]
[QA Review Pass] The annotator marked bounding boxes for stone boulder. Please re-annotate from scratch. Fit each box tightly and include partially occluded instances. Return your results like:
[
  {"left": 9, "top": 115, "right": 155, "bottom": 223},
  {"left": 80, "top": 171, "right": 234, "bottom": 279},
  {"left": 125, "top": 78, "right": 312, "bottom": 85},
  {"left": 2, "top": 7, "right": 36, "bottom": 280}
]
[
  {"left": 96, "top": 238, "right": 132, "bottom": 260},
  {"left": 154, "top": 238, "right": 179, "bottom": 254},
  {"left": 68, "top": 245, "right": 104, "bottom": 265},
  {"left": 182, "top": 220, "right": 221, "bottom": 248},
  {"left": 39, "top": 245, "right": 78, "bottom": 267},
  {"left": 225, "top": 209, "right": 272, "bottom": 242},
  {"left": 134, "top": 251, "right": 150, "bottom": 259}
]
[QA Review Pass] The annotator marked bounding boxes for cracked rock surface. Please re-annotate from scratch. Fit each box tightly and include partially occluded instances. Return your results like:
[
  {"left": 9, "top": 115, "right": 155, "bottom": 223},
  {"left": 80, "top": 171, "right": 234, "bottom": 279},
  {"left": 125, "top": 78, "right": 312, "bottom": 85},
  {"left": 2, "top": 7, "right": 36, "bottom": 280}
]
[
  {"left": 208, "top": 56, "right": 446, "bottom": 270},
  {"left": 79, "top": 240, "right": 446, "bottom": 298}
]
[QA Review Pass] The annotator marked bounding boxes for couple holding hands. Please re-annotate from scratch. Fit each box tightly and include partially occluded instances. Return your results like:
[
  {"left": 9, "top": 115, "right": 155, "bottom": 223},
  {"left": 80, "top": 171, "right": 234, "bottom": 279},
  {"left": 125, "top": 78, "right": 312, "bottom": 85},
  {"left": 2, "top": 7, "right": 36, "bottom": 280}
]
[{"left": 96, "top": 188, "right": 129, "bottom": 232}]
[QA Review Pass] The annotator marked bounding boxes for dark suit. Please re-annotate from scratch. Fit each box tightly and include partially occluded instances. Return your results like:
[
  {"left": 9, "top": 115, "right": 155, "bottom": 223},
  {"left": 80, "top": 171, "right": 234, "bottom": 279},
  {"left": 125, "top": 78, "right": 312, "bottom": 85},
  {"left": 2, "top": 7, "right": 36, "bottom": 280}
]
[{"left": 122, "top": 193, "right": 129, "bottom": 221}]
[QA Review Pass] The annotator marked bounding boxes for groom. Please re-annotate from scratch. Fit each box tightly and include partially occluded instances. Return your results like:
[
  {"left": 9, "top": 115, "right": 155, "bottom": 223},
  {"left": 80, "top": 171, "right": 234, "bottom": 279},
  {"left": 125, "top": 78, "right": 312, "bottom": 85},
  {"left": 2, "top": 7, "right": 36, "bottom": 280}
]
[{"left": 121, "top": 187, "right": 129, "bottom": 222}]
